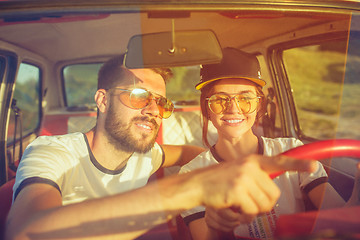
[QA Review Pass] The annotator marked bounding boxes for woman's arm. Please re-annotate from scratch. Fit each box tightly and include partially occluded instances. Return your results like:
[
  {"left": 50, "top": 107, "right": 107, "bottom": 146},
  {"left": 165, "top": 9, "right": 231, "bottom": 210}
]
[
  {"left": 308, "top": 163, "right": 360, "bottom": 209},
  {"left": 308, "top": 182, "right": 345, "bottom": 209}
]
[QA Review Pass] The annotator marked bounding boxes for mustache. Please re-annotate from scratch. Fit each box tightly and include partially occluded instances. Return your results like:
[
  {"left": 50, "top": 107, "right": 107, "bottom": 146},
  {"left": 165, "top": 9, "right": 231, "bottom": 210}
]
[{"left": 131, "top": 116, "right": 159, "bottom": 129}]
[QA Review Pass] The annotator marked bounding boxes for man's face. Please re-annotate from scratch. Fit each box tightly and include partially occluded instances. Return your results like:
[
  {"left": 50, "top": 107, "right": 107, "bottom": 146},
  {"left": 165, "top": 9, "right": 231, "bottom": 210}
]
[{"left": 104, "top": 68, "right": 166, "bottom": 153}]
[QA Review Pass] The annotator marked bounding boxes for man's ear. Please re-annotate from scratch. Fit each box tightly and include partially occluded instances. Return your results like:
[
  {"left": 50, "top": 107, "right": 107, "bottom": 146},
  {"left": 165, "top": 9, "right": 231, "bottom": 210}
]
[{"left": 95, "top": 89, "right": 108, "bottom": 113}]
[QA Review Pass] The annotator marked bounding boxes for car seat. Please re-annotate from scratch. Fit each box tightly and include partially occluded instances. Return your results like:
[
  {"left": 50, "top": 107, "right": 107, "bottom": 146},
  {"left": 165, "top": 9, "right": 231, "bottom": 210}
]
[{"left": 0, "top": 178, "right": 15, "bottom": 239}]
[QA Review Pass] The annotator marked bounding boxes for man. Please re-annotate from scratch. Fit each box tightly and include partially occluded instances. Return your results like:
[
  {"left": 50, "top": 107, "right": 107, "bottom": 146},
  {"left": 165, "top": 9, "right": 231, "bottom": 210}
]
[{"left": 5, "top": 55, "right": 316, "bottom": 240}]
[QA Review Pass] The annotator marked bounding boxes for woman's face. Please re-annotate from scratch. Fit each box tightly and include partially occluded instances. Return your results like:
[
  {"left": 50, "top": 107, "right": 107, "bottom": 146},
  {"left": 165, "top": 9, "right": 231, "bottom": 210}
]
[{"left": 207, "top": 78, "right": 259, "bottom": 140}]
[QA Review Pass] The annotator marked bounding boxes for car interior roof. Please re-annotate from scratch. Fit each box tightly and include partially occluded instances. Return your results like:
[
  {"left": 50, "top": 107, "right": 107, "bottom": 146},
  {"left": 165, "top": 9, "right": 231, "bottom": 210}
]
[{"left": 0, "top": 10, "right": 352, "bottom": 64}]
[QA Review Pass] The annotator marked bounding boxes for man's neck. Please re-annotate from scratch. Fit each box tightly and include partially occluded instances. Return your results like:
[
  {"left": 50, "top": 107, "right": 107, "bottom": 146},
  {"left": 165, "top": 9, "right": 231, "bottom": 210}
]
[{"left": 85, "top": 129, "right": 133, "bottom": 171}]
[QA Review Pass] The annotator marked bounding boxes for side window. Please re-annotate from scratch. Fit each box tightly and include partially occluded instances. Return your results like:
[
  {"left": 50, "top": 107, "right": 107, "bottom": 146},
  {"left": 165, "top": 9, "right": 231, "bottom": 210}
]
[
  {"left": 63, "top": 63, "right": 101, "bottom": 108},
  {"left": 7, "top": 63, "right": 41, "bottom": 143},
  {"left": 282, "top": 39, "right": 360, "bottom": 140}
]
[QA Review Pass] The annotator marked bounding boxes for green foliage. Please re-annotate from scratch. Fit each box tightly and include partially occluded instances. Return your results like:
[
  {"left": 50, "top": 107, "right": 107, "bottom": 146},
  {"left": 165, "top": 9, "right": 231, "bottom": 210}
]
[
  {"left": 166, "top": 66, "right": 200, "bottom": 105},
  {"left": 284, "top": 44, "right": 360, "bottom": 140},
  {"left": 11, "top": 63, "right": 41, "bottom": 139},
  {"left": 64, "top": 63, "right": 101, "bottom": 107}
]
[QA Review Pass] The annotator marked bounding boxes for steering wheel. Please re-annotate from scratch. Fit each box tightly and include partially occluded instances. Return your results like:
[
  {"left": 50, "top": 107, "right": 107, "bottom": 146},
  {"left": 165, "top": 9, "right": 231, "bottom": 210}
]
[
  {"left": 269, "top": 139, "right": 360, "bottom": 179},
  {"left": 273, "top": 139, "right": 360, "bottom": 238}
]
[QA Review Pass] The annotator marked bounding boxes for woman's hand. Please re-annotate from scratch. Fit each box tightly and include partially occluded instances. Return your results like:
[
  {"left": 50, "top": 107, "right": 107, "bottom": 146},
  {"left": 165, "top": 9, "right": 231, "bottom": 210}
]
[{"left": 205, "top": 206, "right": 255, "bottom": 232}]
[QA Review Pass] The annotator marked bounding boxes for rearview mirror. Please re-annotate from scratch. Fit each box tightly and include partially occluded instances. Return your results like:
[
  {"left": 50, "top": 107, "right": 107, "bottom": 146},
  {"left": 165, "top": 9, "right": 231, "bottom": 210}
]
[{"left": 124, "top": 30, "right": 222, "bottom": 68}]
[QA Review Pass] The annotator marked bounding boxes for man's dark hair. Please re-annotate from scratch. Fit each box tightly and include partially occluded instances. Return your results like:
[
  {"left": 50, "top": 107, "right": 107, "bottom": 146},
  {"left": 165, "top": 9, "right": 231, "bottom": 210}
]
[{"left": 98, "top": 55, "right": 173, "bottom": 90}]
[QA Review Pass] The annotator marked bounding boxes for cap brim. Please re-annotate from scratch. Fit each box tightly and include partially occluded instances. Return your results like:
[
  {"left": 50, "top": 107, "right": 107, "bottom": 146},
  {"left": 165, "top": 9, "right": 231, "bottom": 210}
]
[{"left": 195, "top": 76, "right": 266, "bottom": 90}]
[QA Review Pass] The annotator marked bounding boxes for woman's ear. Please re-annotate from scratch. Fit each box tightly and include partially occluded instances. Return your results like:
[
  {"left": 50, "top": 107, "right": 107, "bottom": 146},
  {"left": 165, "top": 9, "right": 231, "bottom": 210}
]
[{"left": 95, "top": 89, "right": 108, "bottom": 113}]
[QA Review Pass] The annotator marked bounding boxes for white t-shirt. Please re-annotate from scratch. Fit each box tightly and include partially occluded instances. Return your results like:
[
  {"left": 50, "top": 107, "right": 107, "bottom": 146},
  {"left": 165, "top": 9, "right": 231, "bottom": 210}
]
[
  {"left": 13, "top": 132, "right": 164, "bottom": 206},
  {"left": 180, "top": 137, "right": 328, "bottom": 240}
]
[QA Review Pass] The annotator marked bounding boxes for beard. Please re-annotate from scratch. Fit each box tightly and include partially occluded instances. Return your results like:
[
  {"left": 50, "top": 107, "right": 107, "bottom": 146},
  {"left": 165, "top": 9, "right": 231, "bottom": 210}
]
[{"left": 104, "top": 103, "right": 160, "bottom": 153}]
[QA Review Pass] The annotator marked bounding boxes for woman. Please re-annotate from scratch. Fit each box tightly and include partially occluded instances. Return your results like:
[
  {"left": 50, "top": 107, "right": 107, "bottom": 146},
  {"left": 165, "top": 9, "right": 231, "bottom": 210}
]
[{"left": 180, "top": 48, "right": 355, "bottom": 240}]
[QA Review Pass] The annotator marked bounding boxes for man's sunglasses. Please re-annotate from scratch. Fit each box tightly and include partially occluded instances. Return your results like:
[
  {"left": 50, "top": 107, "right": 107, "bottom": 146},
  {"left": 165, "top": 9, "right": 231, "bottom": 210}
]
[
  {"left": 206, "top": 93, "right": 261, "bottom": 115},
  {"left": 111, "top": 87, "right": 174, "bottom": 119}
]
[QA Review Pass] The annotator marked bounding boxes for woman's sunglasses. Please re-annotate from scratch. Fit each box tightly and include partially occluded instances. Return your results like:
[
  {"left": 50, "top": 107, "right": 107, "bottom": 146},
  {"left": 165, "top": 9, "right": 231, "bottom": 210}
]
[
  {"left": 111, "top": 87, "right": 174, "bottom": 119},
  {"left": 206, "top": 93, "right": 261, "bottom": 115}
]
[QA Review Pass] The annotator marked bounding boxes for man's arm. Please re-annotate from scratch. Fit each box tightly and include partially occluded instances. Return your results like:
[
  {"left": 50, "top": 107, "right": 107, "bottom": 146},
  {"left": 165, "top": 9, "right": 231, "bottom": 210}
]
[
  {"left": 6, "top": 155, "right": 316, "bottom": 240},
  {"left": 161, "top": 144, "right": 205, "bottom": 167}
]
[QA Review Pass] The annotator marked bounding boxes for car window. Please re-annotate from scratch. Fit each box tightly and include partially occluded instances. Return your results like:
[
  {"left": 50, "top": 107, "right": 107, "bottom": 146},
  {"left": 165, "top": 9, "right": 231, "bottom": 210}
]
[
  {"left": 63, "top": 63, "right": 201, "bottom": 108},
  {"left": 63, "top": 63, "right": 101, "bottom": 109},
  {"left": 7, "top": 63, "right": 41, "bottom": 143},
  {"left": 282, "top": 39, "right": 360, "bottom": 140},
  {"left": 166, "top": 66, "right": 200, "bottom": 106}
]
